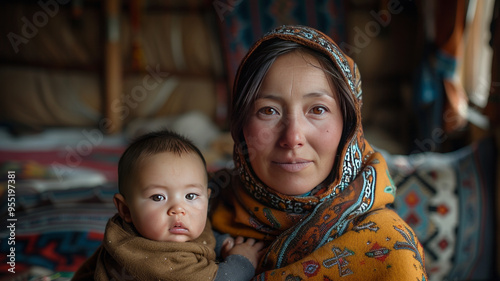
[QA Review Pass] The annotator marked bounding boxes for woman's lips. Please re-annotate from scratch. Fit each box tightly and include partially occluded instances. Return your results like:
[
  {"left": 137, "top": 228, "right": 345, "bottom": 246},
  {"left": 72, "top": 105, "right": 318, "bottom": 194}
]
[{"left": 272, "top": 161, "right": 312, "bottom": 172}]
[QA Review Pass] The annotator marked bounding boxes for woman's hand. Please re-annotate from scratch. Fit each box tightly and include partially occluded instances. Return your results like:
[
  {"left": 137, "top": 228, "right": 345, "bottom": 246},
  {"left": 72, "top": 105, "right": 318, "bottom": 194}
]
[{"left": 221, "top": 236, "right": 265, "bottom": 269}]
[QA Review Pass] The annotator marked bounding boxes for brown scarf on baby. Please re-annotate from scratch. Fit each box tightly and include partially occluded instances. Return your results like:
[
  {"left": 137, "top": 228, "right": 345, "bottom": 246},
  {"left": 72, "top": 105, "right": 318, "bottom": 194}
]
[{"left": 72, "top": 214, "right": 218, "bottom": 281}]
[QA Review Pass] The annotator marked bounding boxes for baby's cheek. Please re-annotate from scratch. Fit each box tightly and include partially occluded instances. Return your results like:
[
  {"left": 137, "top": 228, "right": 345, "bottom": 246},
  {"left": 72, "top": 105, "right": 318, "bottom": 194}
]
[{"left": 136, "top": 211, "right": 164, "bottom": 237}]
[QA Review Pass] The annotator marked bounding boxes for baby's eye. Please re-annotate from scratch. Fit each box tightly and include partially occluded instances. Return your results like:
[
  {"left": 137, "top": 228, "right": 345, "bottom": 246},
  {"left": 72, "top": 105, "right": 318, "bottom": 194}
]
[
  {"left": 185, "top": 193, "right": 198, "bottom": 200},
  {"left": 258, "top": 107, "right": 278, "bottom": 115},
  {"left": 150, "top": 194, "right": 165, "bottom": 201},
  {"left": 310, "top": 106, "right": 327, "bottom": 115}
]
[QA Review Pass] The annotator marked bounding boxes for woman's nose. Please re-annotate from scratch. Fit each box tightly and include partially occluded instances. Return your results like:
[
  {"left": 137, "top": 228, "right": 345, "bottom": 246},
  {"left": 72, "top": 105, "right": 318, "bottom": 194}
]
[
  {"left": 167, "top": 204, "right": 185, "bottom": 216},
  {"left": 279, "top": 115, "right": 305, "bottom": 149}
]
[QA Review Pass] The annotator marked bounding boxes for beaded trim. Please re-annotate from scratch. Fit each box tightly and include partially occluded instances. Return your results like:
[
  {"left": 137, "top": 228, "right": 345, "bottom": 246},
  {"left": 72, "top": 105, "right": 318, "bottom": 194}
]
[{"left": 265, "top": 25, "right": 361, "bottom": 99}]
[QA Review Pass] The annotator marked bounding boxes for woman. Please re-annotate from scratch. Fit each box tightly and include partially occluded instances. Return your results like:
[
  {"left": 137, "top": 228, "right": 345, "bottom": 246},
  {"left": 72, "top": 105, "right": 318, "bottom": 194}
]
[{"left": 209, "top": 25, "right": 427, "bottom": 280}]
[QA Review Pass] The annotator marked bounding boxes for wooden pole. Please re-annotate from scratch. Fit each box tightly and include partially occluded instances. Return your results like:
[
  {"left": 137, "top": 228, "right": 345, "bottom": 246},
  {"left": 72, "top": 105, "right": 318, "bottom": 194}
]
[{"left": 103, "top": 0, "right": 122, "bottom": 134}]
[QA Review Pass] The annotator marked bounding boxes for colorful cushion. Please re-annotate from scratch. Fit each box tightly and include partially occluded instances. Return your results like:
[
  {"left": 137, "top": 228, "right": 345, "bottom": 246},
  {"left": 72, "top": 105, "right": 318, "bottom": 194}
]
[{"left": 381, "top": 137, "right": 497, "bottom": 281}]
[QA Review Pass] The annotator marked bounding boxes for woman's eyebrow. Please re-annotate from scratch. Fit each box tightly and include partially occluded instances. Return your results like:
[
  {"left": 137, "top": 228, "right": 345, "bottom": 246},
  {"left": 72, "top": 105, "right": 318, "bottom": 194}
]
[
  {"left": 256, "top": 93, "right": 281, "bottom": 100},
  {"left": 303, "top": 92, "right": 334, "bottom": 99},
  {"left": 258, "top": 92, "right": 333, "bottom": 100}
]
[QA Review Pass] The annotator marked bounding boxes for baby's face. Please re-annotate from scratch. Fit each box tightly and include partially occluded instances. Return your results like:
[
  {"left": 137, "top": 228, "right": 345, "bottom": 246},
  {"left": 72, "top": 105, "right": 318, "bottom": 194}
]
[{"left": 125, "top": 151, "right": 209, "bottom": 242}]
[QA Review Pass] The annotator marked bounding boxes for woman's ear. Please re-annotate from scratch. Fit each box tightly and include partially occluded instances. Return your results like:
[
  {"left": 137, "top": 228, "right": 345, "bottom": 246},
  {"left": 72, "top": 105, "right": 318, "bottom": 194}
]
[{"left": 113, "top": 193, "right": 133, "bottom": 223}]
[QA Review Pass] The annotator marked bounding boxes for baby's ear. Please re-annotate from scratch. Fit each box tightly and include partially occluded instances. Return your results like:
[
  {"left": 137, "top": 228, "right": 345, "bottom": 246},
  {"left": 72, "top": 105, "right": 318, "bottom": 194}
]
[
  {"left": 207, "top": 188, "right": 212, "bottom": 198},
  {"left": 113, "top": 193, "right": 132, "bottom": 223}
]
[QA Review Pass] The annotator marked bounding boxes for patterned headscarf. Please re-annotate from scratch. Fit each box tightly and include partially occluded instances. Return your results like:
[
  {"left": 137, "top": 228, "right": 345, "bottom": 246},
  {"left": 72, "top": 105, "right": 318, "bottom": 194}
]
[
  {"left": 226, "top": 24, "right": 376, "bottom": 230},
  {"left": 211, "top": 25, "right": 427, "bottom": 280}
]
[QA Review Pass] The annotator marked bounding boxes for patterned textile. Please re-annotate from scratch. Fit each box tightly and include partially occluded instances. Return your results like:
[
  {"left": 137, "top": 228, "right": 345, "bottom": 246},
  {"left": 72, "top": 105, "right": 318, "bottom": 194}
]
[
  {"left": 0, "top": 145, "right": 124, "bottom": 278},
  {"left": 0, "top": 146, "right": 124, "bottom": 182},
  {"left": 210, "top": 25, "right": 427, "bottom": 280},
  {"left": 0, "top": 183, "right": 118, "bottom": 276},
  {"left": 384, "top": 137, "right": 497, "bottom": 281},
  {"left": 215, "top": 0, "right": 347, "bottom": 89}
]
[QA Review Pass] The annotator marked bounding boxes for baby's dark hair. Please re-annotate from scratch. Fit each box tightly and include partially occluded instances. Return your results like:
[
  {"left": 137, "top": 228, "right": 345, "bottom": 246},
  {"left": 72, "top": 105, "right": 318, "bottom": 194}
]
[{"left": 118, "top": 129, "right": 207, "bottom": 197}]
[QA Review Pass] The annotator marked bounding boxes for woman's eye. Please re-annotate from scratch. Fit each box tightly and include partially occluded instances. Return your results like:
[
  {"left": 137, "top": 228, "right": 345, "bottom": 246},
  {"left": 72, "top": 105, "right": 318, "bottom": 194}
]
[
  {"left": 185, "top": 193, "right": 198, "bottom": 200},
  {"left": 310, "top": 106, "right": 327, "bottom": 115},
  {"left": 150, "top": 194, "right": 165, "bottom": 201},
  {"left": 258, "top": 107, "right": 278, "bottom": 115}
]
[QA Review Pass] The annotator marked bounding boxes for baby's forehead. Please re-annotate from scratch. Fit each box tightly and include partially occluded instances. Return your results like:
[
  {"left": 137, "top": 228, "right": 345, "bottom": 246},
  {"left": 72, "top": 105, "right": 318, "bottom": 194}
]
[
  {"left": 141, "top": 150, "right": 203, "bottom": 163},
  {"left": 138, "top": 150, "right": 207, "bottom": 175},
  {"left": 123, "top": 151, "right": 207, "bottom": 190}
]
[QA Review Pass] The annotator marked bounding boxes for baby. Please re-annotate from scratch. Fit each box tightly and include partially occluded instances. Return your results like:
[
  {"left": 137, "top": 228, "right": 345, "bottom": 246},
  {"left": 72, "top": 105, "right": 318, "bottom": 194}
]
[{"left": 73, "top": 129, "right": 263, "bottom": 281}]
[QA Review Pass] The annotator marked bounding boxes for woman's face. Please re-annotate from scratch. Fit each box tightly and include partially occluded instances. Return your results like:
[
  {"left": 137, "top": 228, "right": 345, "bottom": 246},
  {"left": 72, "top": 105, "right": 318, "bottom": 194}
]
[{"left": 243, "top": 51, "right": 343, "bottom": 195}]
